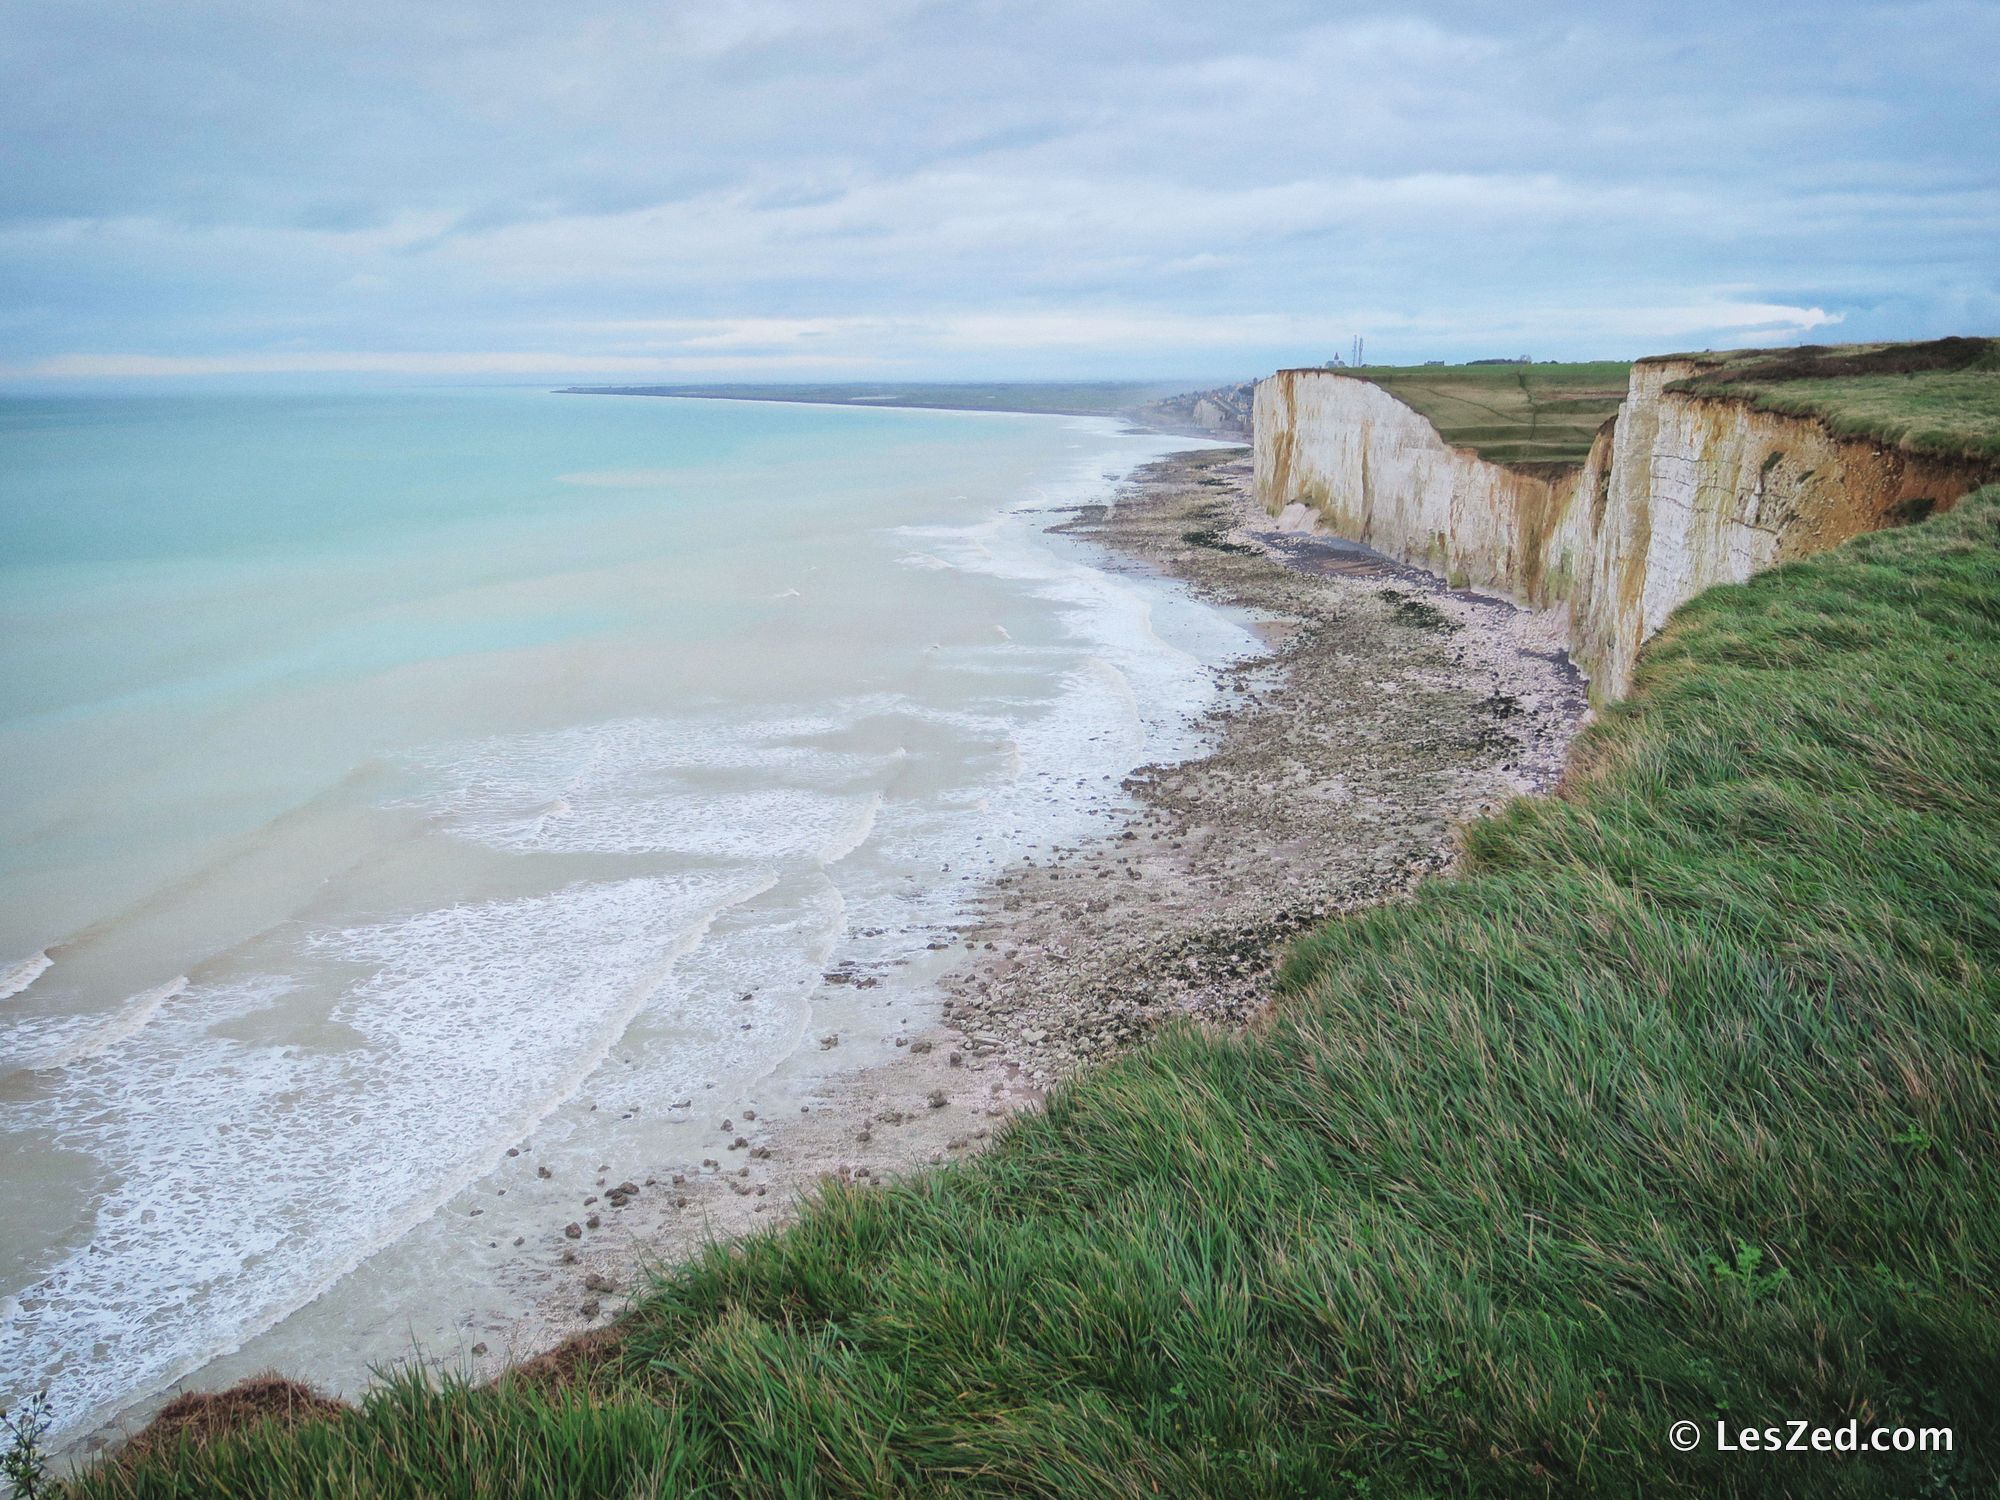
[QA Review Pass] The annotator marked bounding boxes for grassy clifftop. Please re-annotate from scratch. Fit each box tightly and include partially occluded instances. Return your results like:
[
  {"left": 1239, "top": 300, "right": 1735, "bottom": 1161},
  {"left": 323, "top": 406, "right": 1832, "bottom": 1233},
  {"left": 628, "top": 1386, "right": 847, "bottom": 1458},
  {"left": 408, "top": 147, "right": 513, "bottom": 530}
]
[
  {"left": 1664, "top": 336, "right": 2000, "bottom": 463},
  {"left": 67, "top": 493, "right": 2000, "bottom": 1496},
  {"left": 1319, "top": 339, "right": 2000, "bottom": 473},
  {"left": 1325, "top": 360, "right": 1632, "bottom": 468}
]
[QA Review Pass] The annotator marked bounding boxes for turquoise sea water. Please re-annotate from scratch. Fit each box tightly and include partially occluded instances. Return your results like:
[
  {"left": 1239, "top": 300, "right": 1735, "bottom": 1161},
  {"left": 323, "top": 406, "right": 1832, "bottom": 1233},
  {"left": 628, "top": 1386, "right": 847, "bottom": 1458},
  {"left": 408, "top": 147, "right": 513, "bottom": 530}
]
[{"left": 0, "top": 389, "right": 1255, "bottom": 1443}]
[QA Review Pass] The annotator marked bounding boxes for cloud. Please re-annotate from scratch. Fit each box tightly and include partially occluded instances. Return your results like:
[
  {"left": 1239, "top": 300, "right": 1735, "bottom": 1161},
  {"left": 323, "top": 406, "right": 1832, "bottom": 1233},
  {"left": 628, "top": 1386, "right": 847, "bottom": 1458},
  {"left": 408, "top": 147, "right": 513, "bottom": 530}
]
[
  {"left": 0, "top": 0, "right": 1992, "bottom": 379},
  {"left": 12, "top": 298, "right": 1841, "bottom": 380},
  {"left": 5, "top": 349, "right": 872, "bottom": 379}
]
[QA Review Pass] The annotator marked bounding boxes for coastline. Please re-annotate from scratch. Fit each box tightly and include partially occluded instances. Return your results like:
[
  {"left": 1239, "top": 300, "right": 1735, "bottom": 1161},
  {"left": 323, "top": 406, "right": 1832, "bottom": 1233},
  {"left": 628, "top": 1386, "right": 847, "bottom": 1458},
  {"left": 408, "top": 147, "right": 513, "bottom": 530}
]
[
  {"left": 104, "top": 440, "right": 1589, "bottom": 1454},
  {"left": 428, "top": 444, "right": 1588, "bottom": 1396}
]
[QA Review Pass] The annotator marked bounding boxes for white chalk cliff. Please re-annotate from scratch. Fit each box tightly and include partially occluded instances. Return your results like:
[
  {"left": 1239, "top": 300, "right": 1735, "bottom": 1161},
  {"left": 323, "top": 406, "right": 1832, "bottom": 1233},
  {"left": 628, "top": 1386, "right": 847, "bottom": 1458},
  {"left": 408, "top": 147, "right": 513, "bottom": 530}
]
[{"left": 1254, "top": 361, "right": 1994, "bottom": 698}]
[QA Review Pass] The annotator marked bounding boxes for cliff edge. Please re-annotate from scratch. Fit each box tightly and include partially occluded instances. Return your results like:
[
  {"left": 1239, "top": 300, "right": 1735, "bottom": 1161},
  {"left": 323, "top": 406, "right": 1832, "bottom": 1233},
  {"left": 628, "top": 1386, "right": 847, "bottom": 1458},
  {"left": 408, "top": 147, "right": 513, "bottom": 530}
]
[{"left": 1254, "top": 341, "right": 2000, "bottom": 697}]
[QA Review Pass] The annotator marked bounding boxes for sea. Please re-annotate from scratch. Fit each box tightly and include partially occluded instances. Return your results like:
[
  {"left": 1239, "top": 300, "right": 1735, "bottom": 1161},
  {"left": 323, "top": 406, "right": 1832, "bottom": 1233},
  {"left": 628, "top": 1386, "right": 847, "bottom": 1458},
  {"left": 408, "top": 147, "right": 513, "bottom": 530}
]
[{"left": 0, "top": 388, "right": 1260, "bottom": 1445}]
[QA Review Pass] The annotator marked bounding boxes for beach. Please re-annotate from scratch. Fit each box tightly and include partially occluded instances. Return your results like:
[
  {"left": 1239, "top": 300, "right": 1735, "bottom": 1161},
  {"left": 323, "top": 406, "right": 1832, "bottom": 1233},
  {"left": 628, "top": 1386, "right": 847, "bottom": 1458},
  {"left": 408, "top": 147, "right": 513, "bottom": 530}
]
[{"left": 474, "top": 441, "right": 1588, "bottom": 1384}]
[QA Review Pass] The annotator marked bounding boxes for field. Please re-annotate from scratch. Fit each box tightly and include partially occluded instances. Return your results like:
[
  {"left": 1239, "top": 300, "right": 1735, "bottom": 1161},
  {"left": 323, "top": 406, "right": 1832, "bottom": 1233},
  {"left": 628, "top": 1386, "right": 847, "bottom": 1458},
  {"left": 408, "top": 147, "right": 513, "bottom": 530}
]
[
  {"left": 1666, "top": 337, "right": 2000, "bottom": 462},
  {"left": 61, "top": 489, "right": 2000, "bottom": 1497},
  {"left": 1338, "top": 360, "right": 1632, "bottom": 468}
]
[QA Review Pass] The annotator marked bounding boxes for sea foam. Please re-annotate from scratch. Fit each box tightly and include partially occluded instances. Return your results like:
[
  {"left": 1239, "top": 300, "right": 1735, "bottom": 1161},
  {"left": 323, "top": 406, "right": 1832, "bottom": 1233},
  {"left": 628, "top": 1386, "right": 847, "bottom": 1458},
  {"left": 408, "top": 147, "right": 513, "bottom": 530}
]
[
  {"left": 0, "top": 950, "right": 52, "bottom": 1001},
  {"left": 1, "top": 871, "right": 764, "bottom": 1438}
]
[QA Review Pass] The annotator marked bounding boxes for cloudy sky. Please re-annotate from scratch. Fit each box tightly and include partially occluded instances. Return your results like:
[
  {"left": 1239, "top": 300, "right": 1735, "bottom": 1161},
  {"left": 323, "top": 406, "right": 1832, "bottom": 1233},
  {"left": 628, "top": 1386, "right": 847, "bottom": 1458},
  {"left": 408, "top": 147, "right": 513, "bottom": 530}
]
[{"left": 4, "top": 0, "right": 1996, "bottom": 384}]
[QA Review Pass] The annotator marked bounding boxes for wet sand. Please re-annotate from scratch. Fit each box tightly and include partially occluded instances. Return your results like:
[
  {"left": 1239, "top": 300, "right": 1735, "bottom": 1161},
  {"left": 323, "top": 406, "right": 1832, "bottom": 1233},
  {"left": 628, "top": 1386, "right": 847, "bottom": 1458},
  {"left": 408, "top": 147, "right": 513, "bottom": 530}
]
[{"left": 462, "top": 443, "right": 1589, "bottom": 1378}]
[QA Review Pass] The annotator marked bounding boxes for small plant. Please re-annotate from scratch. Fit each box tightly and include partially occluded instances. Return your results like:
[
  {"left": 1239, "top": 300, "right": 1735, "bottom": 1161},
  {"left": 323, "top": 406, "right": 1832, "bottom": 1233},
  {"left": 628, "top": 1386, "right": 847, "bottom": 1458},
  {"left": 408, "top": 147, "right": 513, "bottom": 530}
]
[
  {"left": 1704, "top": 1240, "right": 1791, "bottom": 1303},
  {"left": 2, "top": 1391, "right": 53, "bottom": 1500}
]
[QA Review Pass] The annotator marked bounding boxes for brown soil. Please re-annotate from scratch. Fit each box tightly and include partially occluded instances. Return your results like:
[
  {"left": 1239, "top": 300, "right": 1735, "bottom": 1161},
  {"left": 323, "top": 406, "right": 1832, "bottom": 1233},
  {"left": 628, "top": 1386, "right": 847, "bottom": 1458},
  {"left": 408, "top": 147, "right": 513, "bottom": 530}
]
[{"left": 114, "top": 1376, "right": 347, "bottom": 1467}]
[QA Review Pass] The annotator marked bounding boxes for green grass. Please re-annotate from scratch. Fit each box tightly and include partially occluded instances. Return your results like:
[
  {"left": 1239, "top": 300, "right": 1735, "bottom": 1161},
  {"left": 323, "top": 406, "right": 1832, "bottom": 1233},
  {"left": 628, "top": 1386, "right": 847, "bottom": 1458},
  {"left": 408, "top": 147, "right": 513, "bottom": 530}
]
[
  {"left": 68, "top": 492, "right": 2000, "bottom": 1497},
  {"left": 1666, "top": 337, "right": 2000, "bottom": 462},
  {"left": 1336, "top": 361, "right": 1632, "bottom": 468}
]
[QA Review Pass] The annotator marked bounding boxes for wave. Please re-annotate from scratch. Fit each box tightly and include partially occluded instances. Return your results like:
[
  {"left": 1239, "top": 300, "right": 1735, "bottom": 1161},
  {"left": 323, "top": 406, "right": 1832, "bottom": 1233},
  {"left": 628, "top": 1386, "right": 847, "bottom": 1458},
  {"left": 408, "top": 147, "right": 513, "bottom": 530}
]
[
  {"left": 0, "top": 950, "right": 53, "bottom": 1001},
  {"left": 410, "top": 713, "right": 883, "bottom": 861},
  {"left": 14, "top": 977, "right": 190, "bottom": 1073},
  {"left": 2, "top": 870, "right": 769, "bottom": 1442}
]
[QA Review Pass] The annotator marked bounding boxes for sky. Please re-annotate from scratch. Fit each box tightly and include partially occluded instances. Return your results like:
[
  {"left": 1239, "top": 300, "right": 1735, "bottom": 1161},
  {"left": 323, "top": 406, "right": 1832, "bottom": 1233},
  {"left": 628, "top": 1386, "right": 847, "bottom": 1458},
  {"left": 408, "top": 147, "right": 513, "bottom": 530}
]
[{"left": 3, "top": 0, "right": 1997, "bottom": 385}]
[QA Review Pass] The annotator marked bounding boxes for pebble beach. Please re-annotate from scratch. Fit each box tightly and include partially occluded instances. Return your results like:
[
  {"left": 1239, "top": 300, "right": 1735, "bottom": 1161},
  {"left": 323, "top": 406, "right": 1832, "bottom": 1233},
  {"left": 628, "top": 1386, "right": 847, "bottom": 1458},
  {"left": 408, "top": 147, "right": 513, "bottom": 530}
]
[{"left": 486, "top": 441, "right": 1590, "bottom": 1380}]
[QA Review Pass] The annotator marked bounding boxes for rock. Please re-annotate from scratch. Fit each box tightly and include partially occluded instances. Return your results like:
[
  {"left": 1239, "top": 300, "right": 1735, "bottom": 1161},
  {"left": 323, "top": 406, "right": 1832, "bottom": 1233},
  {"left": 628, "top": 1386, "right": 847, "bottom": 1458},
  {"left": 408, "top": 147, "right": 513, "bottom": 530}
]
[
  {"left": 563, "top": 1222, "right": 582, "bottom": 1239},
  {"left": 583, "top": 1273, "right": 615, "bottom": 1294}
]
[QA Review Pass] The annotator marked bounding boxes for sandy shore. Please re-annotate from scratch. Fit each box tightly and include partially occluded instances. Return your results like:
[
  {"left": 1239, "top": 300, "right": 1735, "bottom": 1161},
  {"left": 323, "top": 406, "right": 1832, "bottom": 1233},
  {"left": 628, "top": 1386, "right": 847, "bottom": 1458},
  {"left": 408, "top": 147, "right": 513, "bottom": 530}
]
[{"left": 452, "top": 443, "right": 1588, "bottom": 1381}]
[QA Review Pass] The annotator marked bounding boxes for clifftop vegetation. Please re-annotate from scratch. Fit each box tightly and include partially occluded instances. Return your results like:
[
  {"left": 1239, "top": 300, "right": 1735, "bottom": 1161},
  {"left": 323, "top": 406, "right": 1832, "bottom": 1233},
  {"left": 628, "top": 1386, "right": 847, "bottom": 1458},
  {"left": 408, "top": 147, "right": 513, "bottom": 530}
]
[{"left": 1664, "top": 336, "right": 2000, "bottom": 462}]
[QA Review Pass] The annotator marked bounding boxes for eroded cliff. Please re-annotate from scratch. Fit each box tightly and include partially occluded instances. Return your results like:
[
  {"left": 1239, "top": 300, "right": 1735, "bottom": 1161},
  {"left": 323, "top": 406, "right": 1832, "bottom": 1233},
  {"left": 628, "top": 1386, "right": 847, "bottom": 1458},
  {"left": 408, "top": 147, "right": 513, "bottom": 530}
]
[{"left": 1254, "top": 358, "right": 1995, "bottom": 697}]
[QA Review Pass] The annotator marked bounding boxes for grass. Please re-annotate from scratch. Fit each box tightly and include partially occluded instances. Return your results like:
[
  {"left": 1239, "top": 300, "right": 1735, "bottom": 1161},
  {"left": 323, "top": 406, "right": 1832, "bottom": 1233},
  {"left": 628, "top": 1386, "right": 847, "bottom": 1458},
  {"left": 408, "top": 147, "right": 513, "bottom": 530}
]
[
  {"left": 1665, "top": 337, "right": 2000, "bottom": 463},
  {"left": 1332, "top": 361, "right": 1632, "bottom": 468},
  {"left": 67, "top": 491, "right": 2000, "bottom": 1497}
]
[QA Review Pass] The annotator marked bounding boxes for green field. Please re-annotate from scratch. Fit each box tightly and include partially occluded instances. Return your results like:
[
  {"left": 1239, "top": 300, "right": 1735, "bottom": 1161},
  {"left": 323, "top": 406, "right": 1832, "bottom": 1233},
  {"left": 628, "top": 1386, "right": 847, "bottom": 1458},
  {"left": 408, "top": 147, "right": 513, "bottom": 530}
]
[
  {"left": 1338, "top": 360, "right": 1632, "bottom": 468},
  {"left": 1665, "top": 337, "right": 2000, "bottom": 463},
  {"left": 61, "top": 489, "right": 2000, "bottom": 1498}
]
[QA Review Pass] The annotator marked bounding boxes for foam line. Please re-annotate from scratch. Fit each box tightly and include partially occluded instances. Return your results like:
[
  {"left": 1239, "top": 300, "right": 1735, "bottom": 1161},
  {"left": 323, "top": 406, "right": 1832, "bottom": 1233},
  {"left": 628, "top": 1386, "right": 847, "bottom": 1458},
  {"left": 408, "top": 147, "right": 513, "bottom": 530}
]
[
  {"left": 1, "top": 871, "right": 768, "bottom": 1440},
  {"left": 0, "top": 950, "right": 53, "bottom": 1001}
]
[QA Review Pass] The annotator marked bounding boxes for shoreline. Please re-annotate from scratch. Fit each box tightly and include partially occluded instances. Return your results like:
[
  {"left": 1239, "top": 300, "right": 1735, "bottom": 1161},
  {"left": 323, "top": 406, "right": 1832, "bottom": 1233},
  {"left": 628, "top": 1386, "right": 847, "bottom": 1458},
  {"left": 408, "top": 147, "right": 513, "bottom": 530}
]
[
  {"left": 107, "top": 442, "right": 1590, "bottom": 1454},
  {"left": 387, "top": 446, "right": 1584, "bottom": 1389},
  {"left": 557, "top": 386, "right": 1249, "bottom": 442}
]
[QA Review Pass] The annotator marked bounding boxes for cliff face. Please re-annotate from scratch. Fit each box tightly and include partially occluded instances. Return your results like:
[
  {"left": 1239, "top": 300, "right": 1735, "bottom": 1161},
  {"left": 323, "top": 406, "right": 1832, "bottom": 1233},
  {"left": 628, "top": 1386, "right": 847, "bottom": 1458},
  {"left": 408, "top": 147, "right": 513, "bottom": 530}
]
[
  {"left": 1134, "top": 380, "right": 1256, "bottom": 440},
  {"left": 1254, "top": 361, "right": 1993, "bottom": 697}
]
